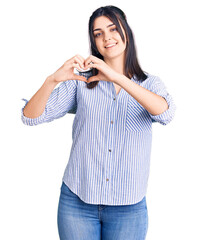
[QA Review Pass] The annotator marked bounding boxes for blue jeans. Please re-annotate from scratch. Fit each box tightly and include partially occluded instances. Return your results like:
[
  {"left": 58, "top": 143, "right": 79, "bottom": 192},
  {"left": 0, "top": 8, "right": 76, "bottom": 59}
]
[{"left": 57, "top": 181, "right": 148, "bottom": 240}]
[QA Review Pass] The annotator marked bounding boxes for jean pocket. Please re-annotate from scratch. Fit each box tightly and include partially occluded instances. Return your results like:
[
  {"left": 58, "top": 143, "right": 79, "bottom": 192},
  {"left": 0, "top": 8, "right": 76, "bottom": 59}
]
[{"left": 126, "top": 98, "right": 152, "bottom": 132}]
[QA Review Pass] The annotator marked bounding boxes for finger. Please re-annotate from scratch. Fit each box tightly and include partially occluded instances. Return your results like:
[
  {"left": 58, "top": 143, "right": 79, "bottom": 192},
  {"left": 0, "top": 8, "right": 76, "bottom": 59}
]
[
  {"left": 84, "top": 55, "right": 100, "bottom": 66},
  {"left": 84, "top": 59, "right": 94, "bottom": 68},
  {"left": 84, "top": 63, "right": 99, "bottom": 70},
  {"left": 86, "top": 76, "right": 100, "bottom": 83},
  {"left": 74, "top": 56, "right": 85, "bottom": 69},
  {"left": 75, "top": 54, "right": 85, "bottom": 65},
  {"left": 68, "top": 55, "right": 84, "bottom": 70},
  {"left": 64, "top": 58, "right": 83, "bottom": 71},
  {"left": 67, "top": 54, "right": 85, "bottom": 65},
  {"left": 73, "top": 74, "right": 87, "bottom": 82},
  {"left": 72, "top": 63, "right": 85, "bottom": 71},
  {"left": 84, "top": 55, "right": 95, "bottom": 68}
]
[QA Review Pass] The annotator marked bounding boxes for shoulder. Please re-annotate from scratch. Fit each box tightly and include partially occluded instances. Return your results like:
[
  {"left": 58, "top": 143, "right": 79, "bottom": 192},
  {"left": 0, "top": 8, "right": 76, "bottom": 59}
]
[
  {"left": 135, "top": 72, "right": 163, "bottom": 88},
  {"left": 131, "top": 72, "right": 166, "bottom": 92}
]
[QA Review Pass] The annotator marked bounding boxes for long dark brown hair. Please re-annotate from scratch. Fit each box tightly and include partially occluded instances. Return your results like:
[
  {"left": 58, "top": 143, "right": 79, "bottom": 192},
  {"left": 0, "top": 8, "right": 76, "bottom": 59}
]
[{"left": 85, "top": 5, "right": 147, "bottom": 89}]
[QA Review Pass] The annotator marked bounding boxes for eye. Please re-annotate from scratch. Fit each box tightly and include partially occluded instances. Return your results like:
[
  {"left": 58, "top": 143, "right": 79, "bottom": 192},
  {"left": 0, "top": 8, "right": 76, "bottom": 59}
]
[
  {"left": 94, "top": 32, "right": 102, "bottom": 38},
  {"left": 93, "top": 27, "right": 117, "bottom": 38},
  {"left": 111, "top": 27, "right": 117, "bottom": 32}
]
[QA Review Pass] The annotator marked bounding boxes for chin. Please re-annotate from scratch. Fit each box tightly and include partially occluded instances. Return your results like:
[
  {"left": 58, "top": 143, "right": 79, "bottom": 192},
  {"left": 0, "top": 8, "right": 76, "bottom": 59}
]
[{"left": 106, "top": 52, "right": 125, "bottom": 59}]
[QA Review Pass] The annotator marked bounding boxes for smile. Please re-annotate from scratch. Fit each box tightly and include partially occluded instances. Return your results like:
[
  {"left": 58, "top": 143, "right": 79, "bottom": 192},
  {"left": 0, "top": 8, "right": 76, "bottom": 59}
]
[{"left": 105, "top": 43, "right": 117, "bottom": 49}]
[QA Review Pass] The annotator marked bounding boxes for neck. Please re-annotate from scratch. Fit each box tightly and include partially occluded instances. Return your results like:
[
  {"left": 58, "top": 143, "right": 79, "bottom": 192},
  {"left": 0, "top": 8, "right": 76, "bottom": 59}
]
[{"left": 104, "top": 56, "right": 126, "bottom": 75}]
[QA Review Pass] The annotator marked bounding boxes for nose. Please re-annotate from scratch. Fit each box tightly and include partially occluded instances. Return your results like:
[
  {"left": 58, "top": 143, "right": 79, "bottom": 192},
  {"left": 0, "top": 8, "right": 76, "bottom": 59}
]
[{"left": 103, "top": 32, "right": 112, "bottom": 41}]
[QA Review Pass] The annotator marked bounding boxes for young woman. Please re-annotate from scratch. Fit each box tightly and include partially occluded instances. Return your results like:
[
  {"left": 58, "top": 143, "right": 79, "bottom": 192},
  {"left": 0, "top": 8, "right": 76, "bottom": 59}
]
[{"left": 21, "top": 5, "right": 176, "bottom": 240}]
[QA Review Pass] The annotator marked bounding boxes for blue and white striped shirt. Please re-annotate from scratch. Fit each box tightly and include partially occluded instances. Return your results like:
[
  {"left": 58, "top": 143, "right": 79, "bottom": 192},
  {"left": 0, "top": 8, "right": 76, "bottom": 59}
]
[{"left": 21, "top": 71, "right": 176, "bottom": 205}]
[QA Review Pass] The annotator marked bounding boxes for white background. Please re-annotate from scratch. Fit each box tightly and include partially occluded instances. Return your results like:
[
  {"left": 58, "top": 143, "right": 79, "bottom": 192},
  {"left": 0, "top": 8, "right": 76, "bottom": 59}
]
[{"left": 0, "top": 0, "right": 196, "bottom": 239}]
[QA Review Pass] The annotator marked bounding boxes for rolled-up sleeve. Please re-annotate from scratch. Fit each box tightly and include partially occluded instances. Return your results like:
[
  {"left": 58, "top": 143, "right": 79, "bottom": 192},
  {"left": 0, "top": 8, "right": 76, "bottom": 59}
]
[
  {"left": 146, "top": 76, "right": 176, "bottom": 125},
  {"left": 21, "top": 80, "right": 78, "bottom": 126}
]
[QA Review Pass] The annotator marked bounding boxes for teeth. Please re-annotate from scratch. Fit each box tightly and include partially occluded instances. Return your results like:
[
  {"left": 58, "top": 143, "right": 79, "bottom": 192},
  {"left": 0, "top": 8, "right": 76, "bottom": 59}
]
[{"left": 105, "top": 43, "right": 116, "bottom": 48}]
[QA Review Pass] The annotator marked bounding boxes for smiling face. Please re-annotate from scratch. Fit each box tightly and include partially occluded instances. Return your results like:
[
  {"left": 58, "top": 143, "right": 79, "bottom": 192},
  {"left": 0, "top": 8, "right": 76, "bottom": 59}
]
[{"left": 93, "top": 16, "right": 127, "bottom": 62}]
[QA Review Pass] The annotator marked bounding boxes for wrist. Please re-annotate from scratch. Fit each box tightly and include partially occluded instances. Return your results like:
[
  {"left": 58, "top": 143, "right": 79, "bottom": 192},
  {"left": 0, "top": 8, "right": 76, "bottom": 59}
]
[
  {"left": 45, "top": 74, "right": 58, "bottom": 88},
  {"left": 113, "top": 73, "right": 125, "bottom": 85}
]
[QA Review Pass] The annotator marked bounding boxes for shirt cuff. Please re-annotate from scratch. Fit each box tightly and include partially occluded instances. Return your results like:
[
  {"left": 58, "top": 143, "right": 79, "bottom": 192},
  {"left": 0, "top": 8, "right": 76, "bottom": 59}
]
[
  {"left": 21, "top": 98, "right": 46, "bottom": 126},
  {"left": 149, "top": 93, "right": 176, "bottom": 125}
]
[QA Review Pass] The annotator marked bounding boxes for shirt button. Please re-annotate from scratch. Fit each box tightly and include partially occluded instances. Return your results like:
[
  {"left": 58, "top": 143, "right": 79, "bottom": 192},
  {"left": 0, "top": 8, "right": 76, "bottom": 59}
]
[
  {"left": 111, "top": 120, "right": 113, "bottom": 124},
  {"left": 109, "top": 149, "right": 111, "bottom": 152},
  {"left": 113, "top": 97, "right": 116, "bottom": 101},
  {"left": 106, "top": 178, "right": 109, "bottom": 181}
]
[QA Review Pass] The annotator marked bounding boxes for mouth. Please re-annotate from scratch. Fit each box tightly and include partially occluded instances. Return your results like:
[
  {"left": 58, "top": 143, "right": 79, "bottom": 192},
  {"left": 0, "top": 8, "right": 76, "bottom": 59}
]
[{"left": 104, "top": 43, "right": 118, "bottom": 49}]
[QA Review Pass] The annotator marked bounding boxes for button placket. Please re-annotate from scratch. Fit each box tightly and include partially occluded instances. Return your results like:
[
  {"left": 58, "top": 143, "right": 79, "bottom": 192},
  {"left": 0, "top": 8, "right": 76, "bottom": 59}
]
[
  {"left": 107, "top": 91, "right": 117, "bottom": 185},
  {"left": 100, "top": 84, "right": 119, "bottom": 202}
]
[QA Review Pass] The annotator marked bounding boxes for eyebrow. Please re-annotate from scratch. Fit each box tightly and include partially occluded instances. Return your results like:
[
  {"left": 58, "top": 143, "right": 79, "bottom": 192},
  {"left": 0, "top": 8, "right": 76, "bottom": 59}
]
[{"left": 93, "top": 23, "right": 115, "bottom": 32}]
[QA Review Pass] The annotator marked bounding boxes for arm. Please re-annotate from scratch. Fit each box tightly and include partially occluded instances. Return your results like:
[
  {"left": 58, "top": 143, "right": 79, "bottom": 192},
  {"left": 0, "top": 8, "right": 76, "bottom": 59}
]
[
  {"left": 21, "top": 78, "right": 78, "bottom": 126},
  {"left": 82, "top": 55, "right": 175, "bottom": 125},
  {"left": 23, "top": 75, "right": 58, "bottom": 118},
  {"left": 114, "top": 74, "right": 176, "bottom": 125},
  {"left": 21, "top": 54, "right": 88, "bottom": 126},
  {"left": 114, "top": 74, "right": 168, "bottom": 116}
]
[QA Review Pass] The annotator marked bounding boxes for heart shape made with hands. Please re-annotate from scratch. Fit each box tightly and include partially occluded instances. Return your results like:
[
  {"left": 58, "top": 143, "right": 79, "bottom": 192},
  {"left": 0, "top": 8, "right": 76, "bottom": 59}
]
[
  {"left": 74, "top": 57, "right": 98, "bottom": 82},
  {"left": 73, "top": 55, "right": 118, "bottom": 83},
  {"left": 76, "top": 63, "right": 98, "bottom": 83}
]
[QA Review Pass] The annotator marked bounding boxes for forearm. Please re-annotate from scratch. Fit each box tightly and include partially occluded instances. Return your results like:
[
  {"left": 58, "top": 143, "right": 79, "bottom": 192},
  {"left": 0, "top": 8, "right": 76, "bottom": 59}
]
[
  {"left": 23, "top": 75, "right": 58, "bottom": 118},
  {"left": 114, "top": 74, "right": 168, "bottom": 116}
]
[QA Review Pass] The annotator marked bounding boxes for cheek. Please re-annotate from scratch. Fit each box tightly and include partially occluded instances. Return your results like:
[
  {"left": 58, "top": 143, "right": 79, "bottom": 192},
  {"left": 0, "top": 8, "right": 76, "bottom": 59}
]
[
  {"left": 96, "top": 43, "right": 105, "bottom": 53},
  {"left": 118, "top": 37, "right": 127, "bottom": 48},
  {"left": 96, "top": 39, "right": 102, "bottom": 47},
  {"left": 94, "top": 40, "right": 100, "bottom": 49}
]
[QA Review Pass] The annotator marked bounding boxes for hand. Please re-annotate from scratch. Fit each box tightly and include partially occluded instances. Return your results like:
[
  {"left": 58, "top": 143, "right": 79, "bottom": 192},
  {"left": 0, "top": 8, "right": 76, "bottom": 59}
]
[
  {"left": 83, "top": 55, "right": 119, "bottom": 83},
  {"left": 49, "top": 55, "right": 88, "bottom": 83}
]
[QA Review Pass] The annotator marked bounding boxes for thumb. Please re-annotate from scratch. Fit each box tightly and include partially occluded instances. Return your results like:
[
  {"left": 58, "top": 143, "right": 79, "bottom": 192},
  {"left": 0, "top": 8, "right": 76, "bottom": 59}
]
[
  {"left": 73, "top": 74, "right": 87, "bottom": 82},
  {"left": 87, "top": 76, "right": 100, "bottom": 83}
]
